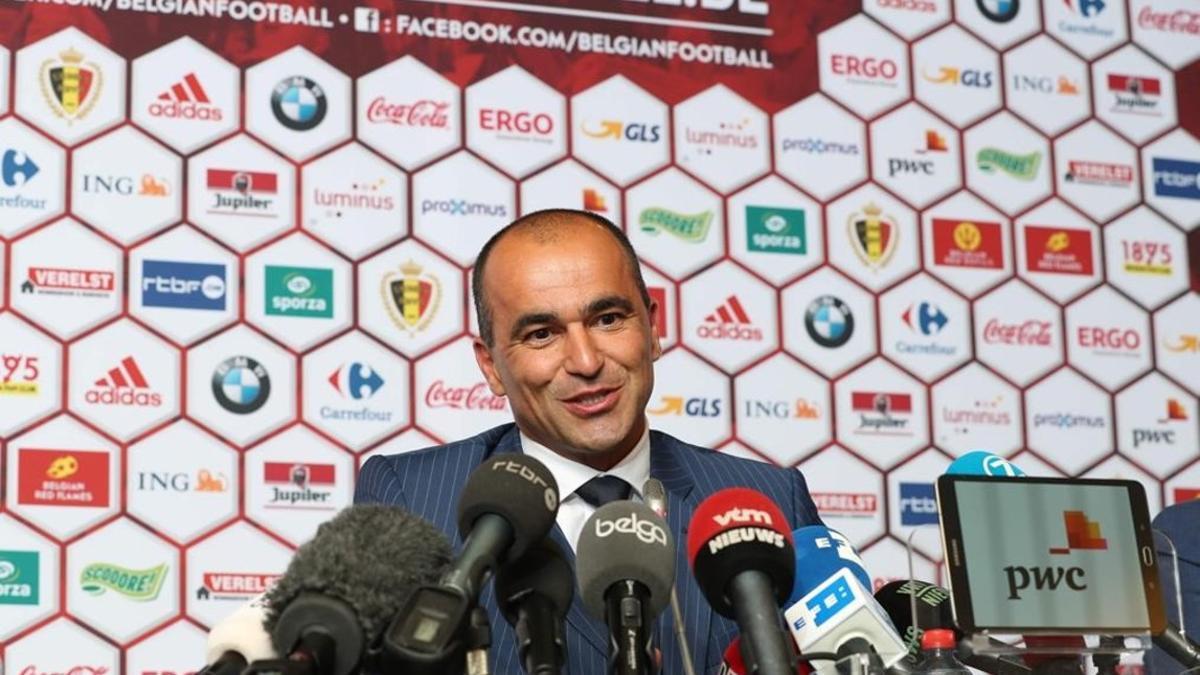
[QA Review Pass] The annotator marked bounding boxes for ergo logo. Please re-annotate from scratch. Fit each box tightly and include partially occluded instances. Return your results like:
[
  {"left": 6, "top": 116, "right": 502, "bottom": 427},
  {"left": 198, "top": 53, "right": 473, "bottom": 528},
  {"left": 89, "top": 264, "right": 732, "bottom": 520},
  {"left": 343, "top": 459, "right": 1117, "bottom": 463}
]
[{"left": 594, "top": 512, "right": 668, "bottom": 546}]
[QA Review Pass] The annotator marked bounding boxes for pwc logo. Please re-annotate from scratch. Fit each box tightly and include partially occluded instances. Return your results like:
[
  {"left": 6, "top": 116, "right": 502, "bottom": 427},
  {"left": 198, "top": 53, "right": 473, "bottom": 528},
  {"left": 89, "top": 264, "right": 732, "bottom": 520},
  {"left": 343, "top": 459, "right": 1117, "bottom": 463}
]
[
  {"left": 594, "top": 512, "right": 668, "bottom": 546},
  {"left": 1004, "top": 511, "right": 1104, "bottom": 599}
]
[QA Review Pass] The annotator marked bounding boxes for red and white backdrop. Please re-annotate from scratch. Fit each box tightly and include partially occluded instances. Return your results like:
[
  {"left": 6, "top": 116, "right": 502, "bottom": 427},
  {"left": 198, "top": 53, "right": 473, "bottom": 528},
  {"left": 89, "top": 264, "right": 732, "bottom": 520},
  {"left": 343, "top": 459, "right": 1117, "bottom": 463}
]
[{"left": 0, "top": 0, "right": 1198, "bottom": 669}]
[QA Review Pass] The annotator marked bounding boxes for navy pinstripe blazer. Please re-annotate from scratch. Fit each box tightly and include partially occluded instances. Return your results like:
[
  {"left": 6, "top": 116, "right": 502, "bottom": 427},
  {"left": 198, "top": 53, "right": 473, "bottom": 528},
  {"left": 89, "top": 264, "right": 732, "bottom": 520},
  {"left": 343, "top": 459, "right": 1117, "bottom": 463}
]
[{"left": 354, "top": 423, "right": 823, "bottom": 675}]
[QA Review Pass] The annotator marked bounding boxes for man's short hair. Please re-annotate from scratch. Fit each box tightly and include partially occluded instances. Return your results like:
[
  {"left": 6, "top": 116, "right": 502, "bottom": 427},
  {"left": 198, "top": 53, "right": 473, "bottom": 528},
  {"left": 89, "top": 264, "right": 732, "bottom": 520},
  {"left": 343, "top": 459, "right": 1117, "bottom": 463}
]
[{"left": 472, "top": 209, "right": 653, "bottom": 347}]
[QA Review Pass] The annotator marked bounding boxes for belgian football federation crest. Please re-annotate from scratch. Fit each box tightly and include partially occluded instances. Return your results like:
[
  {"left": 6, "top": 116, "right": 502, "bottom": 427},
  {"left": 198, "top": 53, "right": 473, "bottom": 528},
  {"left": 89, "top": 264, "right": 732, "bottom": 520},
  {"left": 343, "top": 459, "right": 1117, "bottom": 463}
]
[
  {"left": 40, "top": 47, "right": 103, "bottom": 123},
  {"left": 847, "top": 202, "right": 898, "bottom": 271},
  {"left": 382, "top": 260, "right": 442, "bottom": 336}
]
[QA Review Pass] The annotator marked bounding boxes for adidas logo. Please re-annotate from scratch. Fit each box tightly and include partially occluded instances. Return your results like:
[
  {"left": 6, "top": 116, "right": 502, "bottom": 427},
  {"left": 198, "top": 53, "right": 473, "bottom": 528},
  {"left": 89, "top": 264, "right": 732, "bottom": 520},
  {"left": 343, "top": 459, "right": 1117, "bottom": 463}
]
[
  {"left": 147, "top": 72, "right": 224, "bottom": 121},
  {"left": 85, "top": 356, "right": 164, "bottom": 407},
  {"left": 696, "top": 295, "right": 763, "bottom": 341}
]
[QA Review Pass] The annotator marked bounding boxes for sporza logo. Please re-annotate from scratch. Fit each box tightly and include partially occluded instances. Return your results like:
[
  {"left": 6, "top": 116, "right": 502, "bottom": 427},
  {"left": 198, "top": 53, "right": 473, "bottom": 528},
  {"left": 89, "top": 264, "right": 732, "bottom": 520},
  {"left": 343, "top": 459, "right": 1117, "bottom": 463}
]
[
  {"left": 265, "top": 265, "right": 333, "bottom": 318},
  {"left": 593, "top": 512, "right": 668, "bottom": 546},
  {"left": 745, "top": 205, "right": 806, "bottom": 255},
  {"left": 141, "top": 259, "right": 227, "bottom": 311},
  {"left": 0, "top": 550, "right": 39, "bottom": 605}
]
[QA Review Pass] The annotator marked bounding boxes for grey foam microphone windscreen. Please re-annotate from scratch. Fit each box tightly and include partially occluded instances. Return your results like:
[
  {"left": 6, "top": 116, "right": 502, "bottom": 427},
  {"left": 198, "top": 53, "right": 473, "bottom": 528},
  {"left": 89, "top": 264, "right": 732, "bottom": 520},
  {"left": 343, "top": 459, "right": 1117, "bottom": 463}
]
[
  {"left": 263, "top": 504, "right": 453, "bottom": 648},
  {"left": 576, "top": 501, "right": 676, "bottom": 619}
]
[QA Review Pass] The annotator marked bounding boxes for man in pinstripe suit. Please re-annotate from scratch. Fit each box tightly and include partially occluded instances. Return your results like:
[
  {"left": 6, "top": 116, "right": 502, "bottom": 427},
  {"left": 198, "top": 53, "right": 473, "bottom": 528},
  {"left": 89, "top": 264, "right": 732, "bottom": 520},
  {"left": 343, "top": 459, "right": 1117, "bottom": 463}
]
[{"left": 355, "top": 209, "right": 823, "bottom": 674}]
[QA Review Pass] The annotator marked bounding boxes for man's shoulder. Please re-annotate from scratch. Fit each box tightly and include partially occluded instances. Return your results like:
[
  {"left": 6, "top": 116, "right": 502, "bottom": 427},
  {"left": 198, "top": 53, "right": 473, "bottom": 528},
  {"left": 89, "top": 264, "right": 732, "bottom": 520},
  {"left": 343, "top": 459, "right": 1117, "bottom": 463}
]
[
  {"left": 369, "top": 424, "right": 515, "bottom": 468},
  {"left": 357, "top": 424, "right": 516, "bottom": 506},
  {"left": 652, "top": 431, "right": 802, "bottom": 492}
]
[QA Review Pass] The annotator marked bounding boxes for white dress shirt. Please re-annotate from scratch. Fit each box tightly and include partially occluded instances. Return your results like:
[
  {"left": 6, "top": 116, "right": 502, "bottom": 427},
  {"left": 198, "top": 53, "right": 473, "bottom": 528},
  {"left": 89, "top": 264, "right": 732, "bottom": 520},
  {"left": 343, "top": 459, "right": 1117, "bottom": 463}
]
[{"left": 520, "top": 425, "right": 652, "bottom": 553}]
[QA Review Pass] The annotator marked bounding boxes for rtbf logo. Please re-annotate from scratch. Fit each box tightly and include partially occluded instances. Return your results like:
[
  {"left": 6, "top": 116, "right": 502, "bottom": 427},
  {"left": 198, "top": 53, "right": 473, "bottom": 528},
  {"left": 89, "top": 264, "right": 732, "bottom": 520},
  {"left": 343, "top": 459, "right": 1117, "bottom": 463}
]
[
  {"left": 899, "top": 482, "right": 938, "bottom": 526},
  {"left": 141, "top": 260, "right": 226, "bottom": 311},
  {"left": 1004, "top": 511, "right": 1105, "bottom": 599}
]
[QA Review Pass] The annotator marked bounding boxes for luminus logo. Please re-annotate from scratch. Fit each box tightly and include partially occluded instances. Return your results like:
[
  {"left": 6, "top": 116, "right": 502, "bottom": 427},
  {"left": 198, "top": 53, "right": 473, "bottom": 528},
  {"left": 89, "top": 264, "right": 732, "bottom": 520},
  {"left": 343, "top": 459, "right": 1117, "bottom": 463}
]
[{"left": 1049, "top": 511, "right": 1108, "bottom": 555}]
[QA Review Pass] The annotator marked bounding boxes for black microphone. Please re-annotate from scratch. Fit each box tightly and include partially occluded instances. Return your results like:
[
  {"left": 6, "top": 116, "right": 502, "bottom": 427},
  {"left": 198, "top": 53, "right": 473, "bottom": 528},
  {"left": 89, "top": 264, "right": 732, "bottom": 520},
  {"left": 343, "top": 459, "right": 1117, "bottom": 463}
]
[
  {"left": 242, "top": 504, "right": 452, "bottom": 675},
  {"left": 577, "top": 501, "right": 676, "bottom": 675},
  {"left": 1154, "top": 625, "right": 1200, "bottom": 670},
  {"left": 383, "top": 455, "right": 560, "bottom": 673},
  {"left": 495, "top": 538, "right": 574, "bottom": 675}
]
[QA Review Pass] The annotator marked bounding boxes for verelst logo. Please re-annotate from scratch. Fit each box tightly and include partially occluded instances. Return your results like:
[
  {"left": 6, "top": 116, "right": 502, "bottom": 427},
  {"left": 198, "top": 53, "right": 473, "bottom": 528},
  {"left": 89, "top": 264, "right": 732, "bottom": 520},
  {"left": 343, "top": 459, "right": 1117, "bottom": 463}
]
[
  {"left": 1107, "top": 74, "right": 1162, "bottom": 116},
  {"left": 20, "top": 266, "right": 116, "bottom": 298},
  {"left": 141, "top": 259, "right": 227, "bottom": 311},
  {"left": 745, "top": 205, "right": 806, "bottom": 255},
  {"left": 697, "top": 295, "right": 763, "bottom": 341},
  {"left": 581, "top": 119, "right": 662, "bottom": 144},
  {"left": 211, "top": 356, "right": 271, "bottom": 414},
  {"left": 264, "top": 461, "right": 337, "bottom": 510},
  {"left": 1024, "top": 226, "right": 1094, "bottom": 276},
  {"left": 1152, "top": 158, "right": 1200, "bottom": 201},
  {"left": 1004, "top": 511, "right": 1104, "bottom": 599},
  {"left": 1063, "top": 161, "right": 1134, "bottom": 187},
  {"left": 149, "top": 72, "right": 223, "bottom": 121},
  {"left": 17, "top": 448, "right": 110, "bottom": 507},
  {"left": 932, "top": 218, "right": 1003, "bottom": 269},
  {"left": 594, "top": 512, "right": 668, "bottom": 546},
  {"left": 195, "top": 571, "right": 282, "bottom": 601},
  {"left": 264, "top": 265, "right": 333, "bottom": 318},
  {"left": 271, "top": 75, "right": 327, "bottom": 131},
  {"left": 206, "top": 168, "right": 278, "bottom": 217},
  {"left": 85, "top": 356, "right": 163, "bottom": 407},
  {"left": 639, "top": 207, "right": 713, "bottom": 243},
  {"left": 805, "top": 295, "right": 854, "bottom": 348},
  {"left": 0, "top": 550, "right": 40, "bottom": 605},
  {"left": 852, "top": 391, "right": 912, "bottom": 435},
  {"left": 812, "top": 492, "right": 878, "bottom": 518},
  {"left": 899, "top": 482, "right": 938, "bottom": 525}
]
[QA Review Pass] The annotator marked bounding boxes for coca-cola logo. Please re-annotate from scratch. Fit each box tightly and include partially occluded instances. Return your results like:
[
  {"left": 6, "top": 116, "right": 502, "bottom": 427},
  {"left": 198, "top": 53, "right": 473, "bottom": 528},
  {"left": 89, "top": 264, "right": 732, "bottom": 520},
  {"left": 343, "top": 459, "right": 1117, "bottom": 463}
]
[
  {"left": 424, "top": 380, "right": 507, "bottom": 411},
  {"left": 365, "top": 98, "right": 450, "bottom": 128},
  {"left": 983, "top": 319, "right": 1053, "bottom": 346},
  {"left": 20, "top": 667, "right": 110, "bottom": 675},
  {"left": 1137, "top": 6, "right": 1200, "bottom": 34}
]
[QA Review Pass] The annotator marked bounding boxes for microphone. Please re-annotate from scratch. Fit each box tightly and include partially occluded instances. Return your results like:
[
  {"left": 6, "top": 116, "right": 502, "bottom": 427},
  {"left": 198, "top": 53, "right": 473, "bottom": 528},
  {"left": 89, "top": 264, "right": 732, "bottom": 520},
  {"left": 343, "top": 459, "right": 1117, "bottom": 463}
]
[
  {"left": 200, "top": 593, "right": 277, "bottom": 675},
  {"left": 720, "top": 637, "right": 812, "bottom": 675},
  {"left": 251, "top": 504, "right": 452, "bottom": 675},
  {"left": 945, "top": 451, "right": 1026, "bottom": 477},
  {"left": 577, "top": 501, "right": 676, "bottom": 675},
  {"left": 687, "top": 487, "right": 797, "bottom": 675},
  {"left": 1154, "top": 626, "right": 1200, "bottom": 670},
  {"left": 383, "top": 455, "right": 559, "bottom": 672},
  {"left": 783, "top": 526, "right": 906, "bottom": 674},
  {"left": 643, "top": 477, "right": 699, "bottom": 675},
  {"left": 494, "top": 538, "right": 574, "bottom": 675}
]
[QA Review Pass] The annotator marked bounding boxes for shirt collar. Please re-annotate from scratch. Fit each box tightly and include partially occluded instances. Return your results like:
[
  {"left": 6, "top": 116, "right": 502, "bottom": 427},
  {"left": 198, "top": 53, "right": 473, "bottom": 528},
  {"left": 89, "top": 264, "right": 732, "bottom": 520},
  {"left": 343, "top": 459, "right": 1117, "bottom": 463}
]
[{"left": 519, "top": 424, "right": 652, "bottom": 501}]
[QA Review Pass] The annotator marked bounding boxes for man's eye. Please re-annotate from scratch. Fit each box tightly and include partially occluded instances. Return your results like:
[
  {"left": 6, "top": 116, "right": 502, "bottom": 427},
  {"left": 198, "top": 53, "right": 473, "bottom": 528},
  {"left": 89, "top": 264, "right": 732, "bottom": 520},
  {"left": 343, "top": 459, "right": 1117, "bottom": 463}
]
[
  {"left": 598, "top": 313, "right": 622, "bottom": 326},
  {"left": 527, "top": 328, "right": 552, "bottom": 342}
]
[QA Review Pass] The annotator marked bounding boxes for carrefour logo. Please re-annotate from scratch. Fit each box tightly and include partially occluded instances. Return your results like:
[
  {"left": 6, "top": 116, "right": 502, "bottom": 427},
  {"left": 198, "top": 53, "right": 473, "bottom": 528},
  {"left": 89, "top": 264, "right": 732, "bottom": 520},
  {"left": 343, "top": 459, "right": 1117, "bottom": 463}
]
[{"left": 141, "top": 260, "right": 227, "bottom": 311}]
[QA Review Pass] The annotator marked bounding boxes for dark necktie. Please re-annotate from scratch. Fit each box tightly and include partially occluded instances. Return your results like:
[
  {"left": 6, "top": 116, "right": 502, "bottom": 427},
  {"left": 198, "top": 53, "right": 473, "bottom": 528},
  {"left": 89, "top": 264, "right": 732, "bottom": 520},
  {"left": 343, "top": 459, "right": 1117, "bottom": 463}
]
[{"left": 574, "top": 475, "right": 632, "bottom": 507}]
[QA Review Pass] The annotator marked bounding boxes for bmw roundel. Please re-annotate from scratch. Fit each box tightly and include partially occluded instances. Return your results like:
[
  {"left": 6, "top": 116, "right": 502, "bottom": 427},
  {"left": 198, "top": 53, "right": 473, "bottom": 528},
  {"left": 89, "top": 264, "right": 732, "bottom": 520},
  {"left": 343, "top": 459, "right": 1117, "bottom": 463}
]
[
  {"left": 976, "top": 0, "right": 1019, "bottom": 22},
  {"left": 271, "top": 75, "right": 327, "bottom": 131},
  {"left": 212, "top": 355, "right": 272, "bottom": 414},
  {"left": 805, "top": 295, "right": 855, "bottom": 348}
]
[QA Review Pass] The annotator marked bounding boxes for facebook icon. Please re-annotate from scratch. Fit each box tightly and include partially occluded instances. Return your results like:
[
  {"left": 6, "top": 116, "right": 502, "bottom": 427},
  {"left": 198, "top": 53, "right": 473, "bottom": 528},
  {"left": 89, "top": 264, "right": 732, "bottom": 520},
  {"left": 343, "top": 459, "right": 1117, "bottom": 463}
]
[
  {"left": 899, "top": 483, "right": 939, "bottom": 526},
  {"left": 807, "top": 575, "right": 855, "bottom": 627}
]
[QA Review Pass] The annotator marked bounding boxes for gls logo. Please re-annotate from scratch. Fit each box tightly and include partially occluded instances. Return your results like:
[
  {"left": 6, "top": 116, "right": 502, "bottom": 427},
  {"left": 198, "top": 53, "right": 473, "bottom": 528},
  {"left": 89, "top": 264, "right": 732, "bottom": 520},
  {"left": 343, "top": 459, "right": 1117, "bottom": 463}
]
[
  {"left": 582, "top": 120, "right": 662, "bottom": 143},
  {"left": 1004, "top": 511, "right": 1105, "bottom": 599},
  {"left": 490, "top": 459, "right": 558, "bottom": 511},
  {"left": 594, "top": 512, "right": 668, "bottom": 546}
]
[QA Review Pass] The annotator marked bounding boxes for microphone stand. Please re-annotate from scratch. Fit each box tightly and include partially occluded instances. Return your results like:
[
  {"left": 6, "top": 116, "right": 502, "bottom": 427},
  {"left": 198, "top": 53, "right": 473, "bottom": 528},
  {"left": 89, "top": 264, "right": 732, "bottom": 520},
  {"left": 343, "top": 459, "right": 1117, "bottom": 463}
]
[{"left": 466, "top": 606, "right": 492, "bottom": 675}]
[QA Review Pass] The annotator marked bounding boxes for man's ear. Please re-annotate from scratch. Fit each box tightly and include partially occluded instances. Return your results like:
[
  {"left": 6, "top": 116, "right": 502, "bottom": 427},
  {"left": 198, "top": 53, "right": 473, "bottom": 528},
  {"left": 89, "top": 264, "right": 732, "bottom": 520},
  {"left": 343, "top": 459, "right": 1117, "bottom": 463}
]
[
  {"left": 473, "top": 337, "right": 507, "bottom": 396},
  {"left": 647, "top": 298, "right": 664, "bottom": 361}
]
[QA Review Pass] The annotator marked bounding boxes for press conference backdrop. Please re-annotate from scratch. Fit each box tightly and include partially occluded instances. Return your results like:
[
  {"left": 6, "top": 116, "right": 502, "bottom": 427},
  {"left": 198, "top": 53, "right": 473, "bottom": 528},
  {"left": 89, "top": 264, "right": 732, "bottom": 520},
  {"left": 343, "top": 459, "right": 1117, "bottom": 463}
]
[{"left": 0, "top": 0, "right": 1198, "bottom": 669}]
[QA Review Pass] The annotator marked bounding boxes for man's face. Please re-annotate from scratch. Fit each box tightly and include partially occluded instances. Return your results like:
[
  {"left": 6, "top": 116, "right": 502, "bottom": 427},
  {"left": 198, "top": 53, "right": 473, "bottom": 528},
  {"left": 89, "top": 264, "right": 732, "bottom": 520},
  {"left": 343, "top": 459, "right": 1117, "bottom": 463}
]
[{"left": 473, "top": 223, "right": 662, "bottom": 469}]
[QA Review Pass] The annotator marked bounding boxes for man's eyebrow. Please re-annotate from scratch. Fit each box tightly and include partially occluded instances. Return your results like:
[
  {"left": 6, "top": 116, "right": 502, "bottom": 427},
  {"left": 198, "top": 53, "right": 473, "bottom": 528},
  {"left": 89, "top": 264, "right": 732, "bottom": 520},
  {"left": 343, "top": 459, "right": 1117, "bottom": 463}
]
[
  {"left": 584, "top": 296, "right": 635, "bottom": 316},
  {"left": 509, "top": 311, "right": 559, "bottom": 340}
]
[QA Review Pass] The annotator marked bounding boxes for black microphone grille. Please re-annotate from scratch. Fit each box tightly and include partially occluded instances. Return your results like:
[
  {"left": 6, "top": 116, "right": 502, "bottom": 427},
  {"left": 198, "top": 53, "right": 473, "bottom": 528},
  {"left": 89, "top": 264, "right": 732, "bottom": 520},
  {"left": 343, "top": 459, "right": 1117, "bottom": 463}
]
[{"left": 457, "top": 454, "right": 559, "bottom": 562}]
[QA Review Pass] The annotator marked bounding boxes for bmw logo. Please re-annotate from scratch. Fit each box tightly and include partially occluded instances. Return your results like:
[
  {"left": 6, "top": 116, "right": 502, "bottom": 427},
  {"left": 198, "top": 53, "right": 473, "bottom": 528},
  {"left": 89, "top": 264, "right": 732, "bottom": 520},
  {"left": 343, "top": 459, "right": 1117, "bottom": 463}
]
[
  {"left": 212, "top": 356, "right": 272, "bottom": 414},
  {"left": 271, "top": 76, "right": 327, "bottom": 131},
  {"left": 805, "top": 295, "right": 854, "bottom": 348},
  {"left": 976, "top": 0, "right": 1019, "bottom": 22}
]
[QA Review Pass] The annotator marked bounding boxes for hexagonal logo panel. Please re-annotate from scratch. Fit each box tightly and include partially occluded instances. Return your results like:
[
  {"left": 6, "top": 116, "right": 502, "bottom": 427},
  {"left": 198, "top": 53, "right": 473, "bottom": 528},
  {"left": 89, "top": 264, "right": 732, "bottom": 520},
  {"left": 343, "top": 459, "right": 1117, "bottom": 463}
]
[
  {"left": 972, "top": 279, "right": 1064, "bottom": 387},
  {"left": 1002, "top": 36, "right": 1090, "bottom": 137},
  {"left": 825, "top": 183, "right": 920, "bottom": 292},
  {"left": 1104, "top": 206, "right": 1189, "bottom": 310},
  {"left": 1065, "top": 286, "right": 1152, "bottom": 391},
  {"left": 624, "top": 168, "right": 725, "bottom": 280},
  {"left": 4, "top": 415, "right": 120, "bottom": 541},
  {"left": 465, "top": 65, "right": 566, "bottom": 178},
  {"left": 1142, "top": 129, "right": 1200, "bottom": 231},
  {"left": 302, "top": 331, "right": 410, "bottom": 451},
  {"left": 880, "top": 273, "right": 972, "bottom": 383},
  {"left": 781, "top": 267, "right": 878, "bottom": 379},
  {"left": 520, "top": 159, "right": 622, "bottom": 227},
  {"left": 1165, "top": 461, "right": 1200, "bottom": 507},
  {"left": 66, "top": 518, "right": 179, "bottom": 644},
  {"left": 360, "top": 427, "right": 438, "bottom": 464},
  {"left": 357, "top": 55, "right": 461, "bottom": 170},
  {"left": 0, "top": 513, "right": 60, "bottom": 642},
  {"left": 67, "top": 319, "right": 180, "bottom": 441},
  {"left": 834, "top": 358, "right": 929, "bottom": 469},
  {"left": 1155, "top": 293, "right": 1200, "bottom": 396},
  {"left": 10, "top": 218, "right": 123, "bottom": 339},
  {"left": 870, "top": 103, "right": 961, "bottom": 208},
  {"left": 1025, "top": 368, "right": 1113, "bottom": 474},
  {"left": 244, "top": 233, "right": 353, "bottom": 352},
  {"left": 415, "top": 336, "right": 512, "bottom": 442},
  {"left": 818, "top": 15, "right": 910, "bottom": 120},
  {"left": 130, "top": 37, "right": 240, "bottom": 154},
  {"left": 727, "top": 176, "right": 824, "bottom": 286},
  {"left": 302, "top": 142, "right": 408, "bottom": 260},
  {"left": 0, "top": 312, "right": 63, "bottom": 436},
  {"left": 922, "top": 191, "right": 1013, "bottom": 299},
  {"left": 127, "top": 420, "right": 238, "bottom": 543},
  {"left": 1014, "top": 199, "right": 1102, "bottom": 303},
  {"left": 673, "top": 84, "right": 769, "bottom": 194},
  {"left": 1044, "top": 0, "right": 1128, "bottom": 59},
  {"left": 357, "top": 239, "right": 464, "bottom": 358},
  {"left": 571, "top": 75, "right": 670, "bottom": 187},
  {"left": 187, "top": 134, "right": 296, "bottom": 252},
  {"left": 1054, "top": 121, "right": 1140, "bottom": 224},
  {"left": 963, "top": 112, "right": 1052, "bottom": 216},
  {"left": 1115, "top": 373, "right": 1199, "bottom": 478},
  {"left": 185, "top": 324, "right": 296, "bottom": 448},
  {"left": 129, "top": 225, "right": 240, "bottom": 346},
  {"left": 14, "top": 27, "right": 126, "bottom": 146},
  {"left": 863, "top": 0, "right": 951, "bottom": 39},
  {"left": 797, "top": 447, "right": 885, "bottom": 548},
  {"left": 411, "top": 150, "right": 515, "bottom": 266},
  {"left": 931, "top": 363, "right": 1022, "bottom": 457},
  {"left": 912, "top": 25, "right": 1001, "bottom": 129},
  {"left": 0, "top": 117, "right": 67, "bottom": 238},
  {"left": 244, "top": 46, "right": 352, "bottom": 162},
  {"left": 646, "top": 349, "right": 731, "bottom": 449},
  {"left": 861, "top": 537, "right": 939, "bottom": 594},
  {"left": 773, "top": 94, "right": 868, "bottom": 201},
  {"left": 680, "top": 262, "right": 778, "bottom": 374},
  {"left": 954, "top": 0, "right": 1041, "bottom": 49},
  {"left": 1092, "top": 45, "right": 1178, "bottom": 145},
  {"left": 4, "top": 618, "right": 119, "bottom": 675},
  {"left": 0, "top": 46, "right": 9, "bottom": 115},
  {"left": 126, "top": 620, "right": 207, "bottom": 675},
  {"left": 1084, "top": 456, "right": 1161, "bottom": 513},
  {"left": 72, "top": 126, "right": 182, "bottom": 245},
  {"left": 734, "top": 354, "right": 831, "bottom": 465},
  {"left": 643, "top": 266, "right": 678, "bottom": 352},
  {"left": 887, "top": 447, "right": 952, "bottom": 558},
  {"left": 1129, "top": 0, "right": 1200, "bottom": 69},
  {"left": 245, "top": 426, "right": 355, "bottom": 545},
  {"left": 185, "top": 521, "right": 292, "bottom": 627}
]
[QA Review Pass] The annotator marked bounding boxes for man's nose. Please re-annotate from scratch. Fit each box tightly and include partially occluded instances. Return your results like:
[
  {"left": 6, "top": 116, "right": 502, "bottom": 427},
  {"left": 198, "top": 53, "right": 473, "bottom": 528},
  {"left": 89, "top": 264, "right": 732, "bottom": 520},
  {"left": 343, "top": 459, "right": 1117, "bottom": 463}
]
[{"left": 563, "top": 324, "right": 603, "bottom": 377}]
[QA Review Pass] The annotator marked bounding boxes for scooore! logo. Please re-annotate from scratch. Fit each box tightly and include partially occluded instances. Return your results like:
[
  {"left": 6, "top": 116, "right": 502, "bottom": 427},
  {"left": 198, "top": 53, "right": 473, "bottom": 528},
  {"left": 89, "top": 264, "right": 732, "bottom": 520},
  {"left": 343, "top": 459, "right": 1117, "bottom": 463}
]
[
  {"left": 265, "top": 265, "right": 333, "bottom": 318},
  {"left": 746, "top": 205, "right": 806, "bottom": 255},
  {"left": 40, "top": 46, "right": 103, "bottom": 123},
  {"left": 0, "top": 550, "right": 40, "bottom": 605},
  {"left": 594, "top": 512, "right": 668, "bottom": 546},
  {"left": 141, "top": 259, "right": 227, "bottom": 311},
  {"left": 80, "top": 561, "right": 168, "bottom": 600},
  {"left": 639, "top": 207, "right": 713, "bottom": 243},
  {"left": 977, "top": 148, "right": 1041, "bottom": 181},
  {"left": 271, "top": 75, "right": 327, "bottom": 131},
  {"left": 806, "top": 295, "right": 854, "bottom": 348},
  {"left": 211, "top": 356, "right": 271, "bottom": 414}
]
